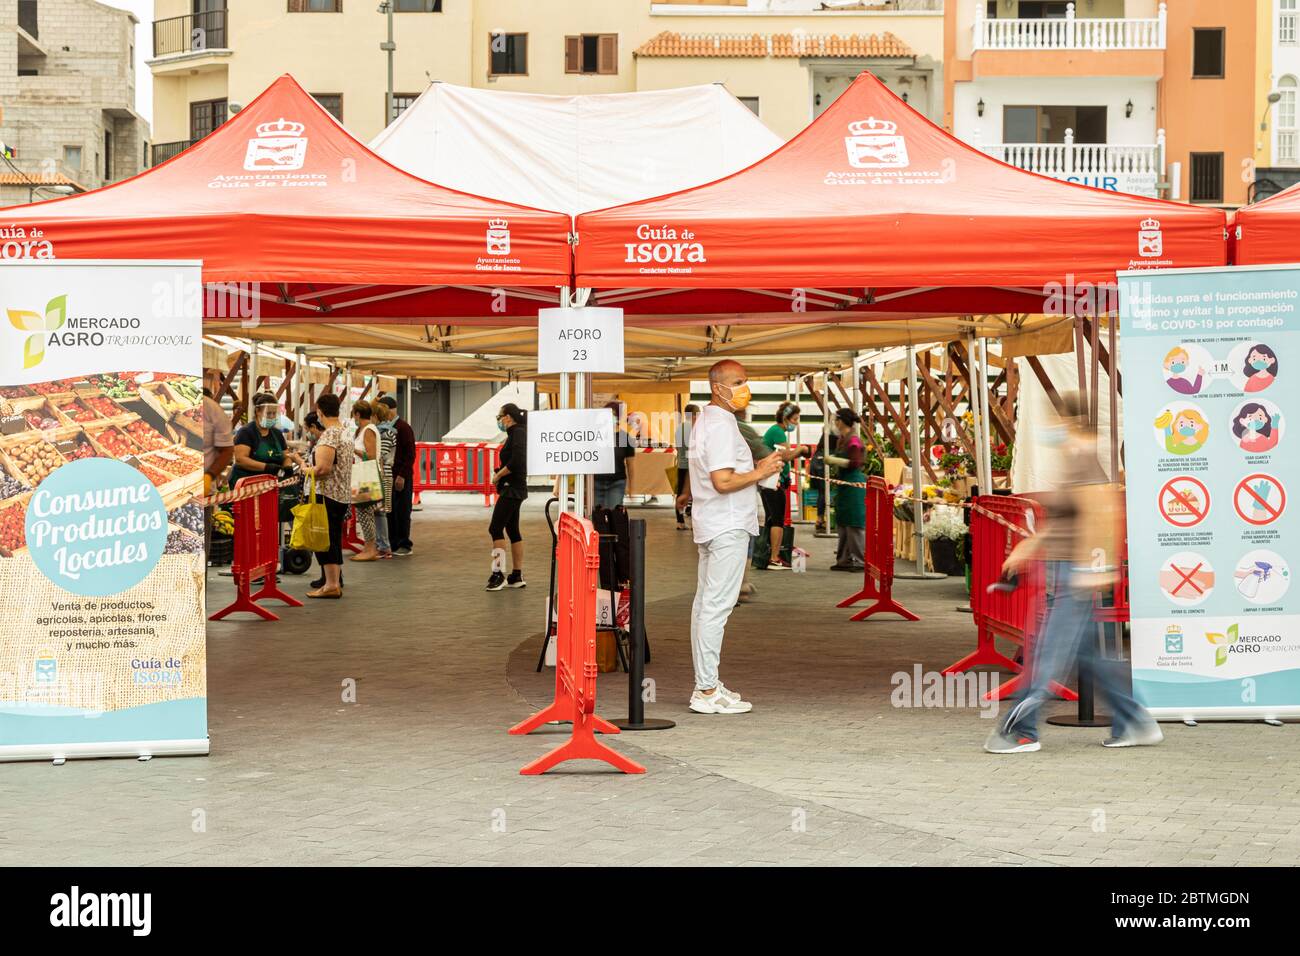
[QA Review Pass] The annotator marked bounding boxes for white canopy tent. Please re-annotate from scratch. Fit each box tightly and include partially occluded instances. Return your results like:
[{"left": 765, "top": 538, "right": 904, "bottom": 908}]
[{"left": 369, "top": 83, "right": 783, "bottom": 215}]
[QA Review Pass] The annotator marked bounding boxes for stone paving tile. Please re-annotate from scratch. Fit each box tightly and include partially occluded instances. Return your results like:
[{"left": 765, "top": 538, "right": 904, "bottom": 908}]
[{"left": 1, "top": 497, "right": 1295, "bottom": 866}]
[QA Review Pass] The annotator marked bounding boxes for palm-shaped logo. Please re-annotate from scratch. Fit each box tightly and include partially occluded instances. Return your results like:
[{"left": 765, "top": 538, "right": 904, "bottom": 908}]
[
  {"left": 1205, "top": 623, "right": 1239, "bottom": 667},
  {"left": 7, "top": 295, "right": 66, "bottom": 369}
]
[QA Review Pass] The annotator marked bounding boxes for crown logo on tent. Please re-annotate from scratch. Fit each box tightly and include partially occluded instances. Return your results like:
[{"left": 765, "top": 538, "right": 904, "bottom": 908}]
[
  {"left": 256, "top": 118, "right": 306, "bottom": 138},
  {"left": 846, "top": 117, "right": 897, "bottom": 136},
  {"left": 844, "top": 117, "right": 908, "bottom": 170},
  {"left": 486, "top": 218, "right": 511, "bottom": 256},
  {"left": 1140, "top": 217, "right": 1161, "bottom": 231}
]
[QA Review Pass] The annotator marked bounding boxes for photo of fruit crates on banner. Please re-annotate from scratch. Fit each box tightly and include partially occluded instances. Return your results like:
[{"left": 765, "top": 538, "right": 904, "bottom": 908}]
[{"left": 0, "top": 261, "right": 206, "bottom": 762}]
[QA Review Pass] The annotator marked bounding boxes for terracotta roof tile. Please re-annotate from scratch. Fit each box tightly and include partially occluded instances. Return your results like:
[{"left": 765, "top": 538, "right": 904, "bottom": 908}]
[{"left": 635, "top": 30, "right": 915, "bottom": 59}]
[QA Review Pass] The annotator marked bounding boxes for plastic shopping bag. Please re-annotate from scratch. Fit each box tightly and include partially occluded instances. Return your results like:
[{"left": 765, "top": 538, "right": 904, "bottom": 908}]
[
  {"left": 350, "top": 457, "right": 383, "bottom": 505},
  {"left": 290, "top": 476, "right": 331, "bottom": 552}
]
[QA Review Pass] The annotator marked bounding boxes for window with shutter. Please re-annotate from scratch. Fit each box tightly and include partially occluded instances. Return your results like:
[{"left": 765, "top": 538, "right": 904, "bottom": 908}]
[
  {"left": 565, "top": 36, "right": 581, "bottom": 74},
  {"left": 597, "top": 35, "right": 618, "bottom": 75}
]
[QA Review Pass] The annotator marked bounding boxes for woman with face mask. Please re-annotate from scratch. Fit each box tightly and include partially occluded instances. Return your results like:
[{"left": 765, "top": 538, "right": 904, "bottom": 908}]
[
  {"left": 229, "top": 391, "right": 301, "bottom": 488},
  {"left": 825, "top": 408, "right": 867, "bottom": 572},
  {"left": 759, "top": 401, "right": 809, "bottom": 570},
  {"left": 1243, "top": 344, "right": 1279, "bottom": 394}
]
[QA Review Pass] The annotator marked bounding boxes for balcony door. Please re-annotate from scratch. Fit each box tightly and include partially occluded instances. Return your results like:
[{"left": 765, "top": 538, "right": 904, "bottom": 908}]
[
  {"left": 1003, "top": 105, "right": 1107, "bottom": 144},
  {"left": 193, "top": 0, "right": 225, "bottom": 51},
  {"left": 190, "top": 98, "right": 228, "bottom": 143}
]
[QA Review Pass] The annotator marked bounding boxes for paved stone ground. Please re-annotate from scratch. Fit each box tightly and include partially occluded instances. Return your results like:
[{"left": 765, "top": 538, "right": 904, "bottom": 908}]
[{"left": 1, "top": 497, "right": 1296, "bottom": 866}]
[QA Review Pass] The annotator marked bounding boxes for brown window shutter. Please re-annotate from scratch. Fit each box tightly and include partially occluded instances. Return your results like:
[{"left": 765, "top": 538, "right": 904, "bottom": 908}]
[
  {"left": 598, "top": 34, "right": 618, "bottom": 75},
  {"left": 565, "top": 36, "right": 580, "bottom": 74}
]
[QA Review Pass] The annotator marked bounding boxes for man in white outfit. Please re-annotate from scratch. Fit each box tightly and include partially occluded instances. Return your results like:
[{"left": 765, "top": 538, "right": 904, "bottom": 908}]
[{"left": 679, "top": 359, "right": 782, "bottom": 714}]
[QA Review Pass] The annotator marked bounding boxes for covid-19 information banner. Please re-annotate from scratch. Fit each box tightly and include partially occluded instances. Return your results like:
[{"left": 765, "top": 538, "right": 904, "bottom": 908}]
[
  {"left": 1119, "top": 264, "right": 1300, "bottom": 720},
  {"left": 0, "top": 261, "right": 207, "bottom": 761}
]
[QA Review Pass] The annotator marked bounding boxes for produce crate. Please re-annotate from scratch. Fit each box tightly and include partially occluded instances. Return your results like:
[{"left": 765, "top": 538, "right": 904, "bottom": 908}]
[
  {"left": 84, "top": 423, "right": 139, "bottom": 459},
  {"left": 0, "top": 492, "right": 29, "bottom": 554},
  {"left": 0, "top": 385, "right": 33, "bottom": 400},
  {"left": 9, "top": 396, "right": 63, "bottom": 433},
  {"left": 0, "top": 456, "right": 30, "bottom": 501},
  {"left": 0, "top": 432, "right": 67, "bottom": 487}
]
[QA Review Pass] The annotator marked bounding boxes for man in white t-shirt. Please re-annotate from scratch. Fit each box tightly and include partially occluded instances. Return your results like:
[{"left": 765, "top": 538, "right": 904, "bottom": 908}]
[{"left": 678, "top": 359, "right": 782, "bottom": 714}]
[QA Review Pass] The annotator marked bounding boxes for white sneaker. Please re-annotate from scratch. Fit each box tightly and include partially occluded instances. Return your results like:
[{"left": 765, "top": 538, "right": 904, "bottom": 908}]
[
  {"left": 716, "top": 683, "right": 751, "bottom": 710},
  {"left": 689, "top": 689, "right": 752, "bottom": 714},
  {"left": 1102, "top": 722, "right": 1164, "bottom": 748}
]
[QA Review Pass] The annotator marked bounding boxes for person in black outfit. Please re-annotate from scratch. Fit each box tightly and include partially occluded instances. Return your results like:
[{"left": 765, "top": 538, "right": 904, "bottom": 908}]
[
  {"left": 379, "top": 395, "right": 416, "bottom": 556},
  {"left": 486, "top": 403, "right": 528, "bottom": 591}
]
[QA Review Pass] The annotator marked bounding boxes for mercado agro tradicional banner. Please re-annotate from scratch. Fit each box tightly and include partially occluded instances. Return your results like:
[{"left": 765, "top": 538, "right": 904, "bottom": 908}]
[
  {"left": 0, "top": 261, "right": 206, "bottom": 761},
  {"left": 1119, "top": 264, "right": 1300, "bottom": 720}
]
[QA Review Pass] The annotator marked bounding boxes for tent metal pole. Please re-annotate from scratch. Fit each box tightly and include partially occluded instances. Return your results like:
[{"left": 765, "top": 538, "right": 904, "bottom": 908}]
[
  {"left": 557, "top": 286, "right": 571, "bottom": 515},
  {"left": 405, "top": 374, "right": 412, "bottom": 424},
  {"left": 821, "top": 368, "right": 831, "bottom": 535},
  {"left": 981, "top": 338, "right": 995, "bottom": 492},
  {"left": 295, "top": 346, "right": 306, "bottom": 436},
  {"left": 966, "top": 335, "right": 985, "bottom": 493},
  {"left": 247, "top": 339, "right": 258, "bottom": 423},
  {"left": 906, "top": 346, "right": 926, "bottom": 576}
]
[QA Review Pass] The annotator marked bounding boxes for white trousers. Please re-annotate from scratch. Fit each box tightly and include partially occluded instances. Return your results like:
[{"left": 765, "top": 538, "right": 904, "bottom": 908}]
[{"left": 690, "top": 528, "right": 751, "bottom": 691}]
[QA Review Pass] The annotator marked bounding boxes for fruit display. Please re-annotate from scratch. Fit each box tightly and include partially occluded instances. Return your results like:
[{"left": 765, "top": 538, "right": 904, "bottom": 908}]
[
  {"left": 84, "top": 395, "right": 125, "bottom": 419},
  {"left": 168, "top": 503, "right": 204, "bottom": 537},
  {"left": 24, "top": 407, "right": 60, "bottom": 431},
  {"left": 30, "top": 381, "right": 67, "bottom": 396},
  {"left": 165, "top": 526, "right": 202, "bottom": 555},
  {"left": 212, "top": 509, "right": 235, "bottom": 537},
  {"left": 0, "top": 500, "right": 26, "bottom": 552},
  {"left": 0, "top": 386, "right": 31, "bottom": 399},
  {"left": 6, "top": 437, "right": 65, "bottom": 485},
  {"left": 65, "top": 438, "right": 97, "bottom": 461},
  {"left": 168, "top": 377, "right": 202, "bottom": 404},
  {"left": 89, "top": 374, "right": 140, "bottom": 399},
  {"left": 135, "top": 464, "right": 172, "bottom": 488},
  {"left": 0, "top": 462, "right": 28, "bottom": 500},
  {"left": 142, "top": 452, "right": 193, "bottom": 478},
  {"left": 124, "top": 420, "right": 169, "bottom": 451},
  {"left": 88, "top": 426, "right": 135, "bottom": 458},
  {"left": 58, "top": 399, "right": 98, "bottom": 424}
]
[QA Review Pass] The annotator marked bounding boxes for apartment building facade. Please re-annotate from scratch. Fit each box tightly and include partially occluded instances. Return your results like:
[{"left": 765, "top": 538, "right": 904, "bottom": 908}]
[
  {"left": 1256, "top": 0, "right": 1300, "bottom": 197},
  {"left": 945, "top": 0, "right": 1269, "bottom": 207},
  {"left": 146, "top": 0, "right": 944, "bottom": 161},
  {"left": 0, "top": 0, "right": 149, "bottom": 208}
]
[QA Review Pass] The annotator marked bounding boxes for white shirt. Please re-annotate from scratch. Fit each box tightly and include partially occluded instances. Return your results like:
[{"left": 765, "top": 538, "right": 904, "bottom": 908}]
[{"left": 688, "top": 403, "right": 759, "bottom": 544}]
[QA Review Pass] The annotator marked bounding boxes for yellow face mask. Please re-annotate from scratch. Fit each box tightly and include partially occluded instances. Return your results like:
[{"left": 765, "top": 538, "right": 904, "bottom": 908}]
[{"left": 716, "top": 381, "right": 752, "bottom": 411}]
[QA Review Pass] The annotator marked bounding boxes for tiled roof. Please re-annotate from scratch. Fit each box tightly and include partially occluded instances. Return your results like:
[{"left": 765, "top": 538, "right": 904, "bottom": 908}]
[
  {"left": 635, "top": 30, "right": 915, "bottom": 59},
  {"left": 0, "top": 172, "right": 83, "bottom": 189}
]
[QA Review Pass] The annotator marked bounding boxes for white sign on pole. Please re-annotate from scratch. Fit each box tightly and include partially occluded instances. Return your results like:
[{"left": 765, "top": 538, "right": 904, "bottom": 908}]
[
  {"left": 537, "top": 307, "right": 624, "bottom": 374},
  {"left": 527, "top": 408, "right": 614, "bottom": 475}
]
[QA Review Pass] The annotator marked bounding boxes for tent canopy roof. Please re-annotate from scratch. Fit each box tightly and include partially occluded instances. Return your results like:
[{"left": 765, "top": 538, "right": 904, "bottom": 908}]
[
  {"left": 575, "top": 72, "right": 1228, "bottom": 306},
  {"left": 370, "top": 82, "right": 782, "bottom": 216},
  {"left": 1233, "top": 182, "right": 1300, "bottom": 265},
  {"left": 0, "top": 74, "right": 571, "bottom": 293}
]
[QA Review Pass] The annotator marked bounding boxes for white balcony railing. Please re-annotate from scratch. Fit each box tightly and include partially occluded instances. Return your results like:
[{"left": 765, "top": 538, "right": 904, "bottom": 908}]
[
  {"left": 982, "top": 129, "right": 1166, "bottom": 197},
  {"left": 974, "top": 2, "right": 1167, "bottom": 51}
]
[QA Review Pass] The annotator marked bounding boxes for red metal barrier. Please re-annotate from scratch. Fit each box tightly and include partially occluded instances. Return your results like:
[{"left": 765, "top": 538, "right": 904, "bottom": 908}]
[
  {"left": 510, "top": 511, "right": 645, "bottom": 775},
  {"left": 837, "top": 476, "right": 919, "bottom": 622},
  {"left": 341, "top": 506, "right": 363, "bottom": 554},
  {"left": 943, "top": 494, "right": 1075, "bottom": 703},
  {"left": 209, "top": 475, "right": 303, "bottom": 622},
  {"left": 414, "top": 442, "right": 498, "bottom": 507}
]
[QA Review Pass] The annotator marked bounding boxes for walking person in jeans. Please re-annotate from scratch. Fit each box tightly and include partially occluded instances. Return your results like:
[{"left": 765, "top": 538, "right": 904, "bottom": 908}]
[
  {"left": 379, "top": 395, "right": 415, "bottom": 556},
  {"left": 348, "top": 400, "right": 381, "bottom": 563},
  {"left": 302, "top": 392, "right": 353, "bottom": 599},
  {"left": 372, "top": 399, "right": 397, "bottom": 558},
  {"left": 985, "top": 397, "right": 1161, "bottom": 753},
  {"left": 677, "top": 360, "right": 782, "bottom": 714},
  {"left": 486, "top": 403, "right": 529, "bottom": 591}
]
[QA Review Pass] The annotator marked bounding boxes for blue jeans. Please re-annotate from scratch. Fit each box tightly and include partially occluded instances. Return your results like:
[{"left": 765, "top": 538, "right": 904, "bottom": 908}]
[
  {"left": 594, "top": 478, "right": 626, "bottom": 510},
  {"left": 1001, "top": 561, "right": 1151, "bottom": 742},
  {"left": 375, "top": 511, "right": 391, "bottom": 553}
]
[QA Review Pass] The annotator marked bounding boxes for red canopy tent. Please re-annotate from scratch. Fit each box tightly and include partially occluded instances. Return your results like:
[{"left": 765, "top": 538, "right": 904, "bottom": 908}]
[
  {"left": 574, "top": 72, "right": 1229, "bottom": 320},
  {"left": 1233, "top": 183, "right": 1300, "bottom": 265},
  {"left": 0, "top": 75, "right": 572, "bottom": 323}
]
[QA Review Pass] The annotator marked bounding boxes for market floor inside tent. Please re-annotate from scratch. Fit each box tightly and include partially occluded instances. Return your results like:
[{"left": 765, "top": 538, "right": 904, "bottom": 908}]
[{"left": 2, "top": 497, "right": 1297, "bottom": 867}]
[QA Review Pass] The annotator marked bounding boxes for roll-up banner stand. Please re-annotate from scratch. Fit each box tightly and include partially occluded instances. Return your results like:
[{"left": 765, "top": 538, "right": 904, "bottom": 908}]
[
  {"left": 1118, "top": 264, "right": 1300, "bottom": 721},
  {"left": 0, "top": 261, "right": 207, "bottom": 761}
]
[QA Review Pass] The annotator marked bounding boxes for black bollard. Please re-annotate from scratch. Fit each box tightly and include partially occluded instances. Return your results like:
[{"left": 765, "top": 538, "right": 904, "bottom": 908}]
[{"left": 613, "top": 519, "right": 675, "bottom": 732}]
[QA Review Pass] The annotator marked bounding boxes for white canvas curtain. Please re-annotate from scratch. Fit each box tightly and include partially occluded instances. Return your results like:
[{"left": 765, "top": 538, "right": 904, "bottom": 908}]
[{"left": 370, "top": 83, "right": 782, "bottom": 215}]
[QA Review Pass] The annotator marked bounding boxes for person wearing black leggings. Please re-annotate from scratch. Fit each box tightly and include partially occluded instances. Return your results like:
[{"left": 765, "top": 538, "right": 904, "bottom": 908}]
[{"left": 487, "top": 403, "right": 528, "bottom": 591}]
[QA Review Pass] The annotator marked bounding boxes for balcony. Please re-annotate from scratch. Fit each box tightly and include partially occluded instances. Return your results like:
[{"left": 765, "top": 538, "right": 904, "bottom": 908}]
[
  {"left": 151, "top": 140, "right": 194, "bottom": 167},
  {"left": 973, "top": 2, "right": 1166, "bottom": 52},
  {"left": 982, "top": 129, "right": 1165, "bottom": 197},
  {"left": 153, "top": 9, "right": 229, "bottom": 58}
]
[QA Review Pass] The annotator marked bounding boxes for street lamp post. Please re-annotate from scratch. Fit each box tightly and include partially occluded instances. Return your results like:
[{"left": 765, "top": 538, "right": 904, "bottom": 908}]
[{"left": 379, "top": 2, "right": 396, "bottom": 127}]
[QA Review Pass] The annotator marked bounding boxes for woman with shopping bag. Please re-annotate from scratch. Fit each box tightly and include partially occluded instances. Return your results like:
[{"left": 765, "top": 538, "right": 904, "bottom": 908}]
[
  {"left": 301, "top": 392, "right": 353, "bottom": 599},
  {"left": 349, "top": 400, "right": 383, "bottom": 563}
]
